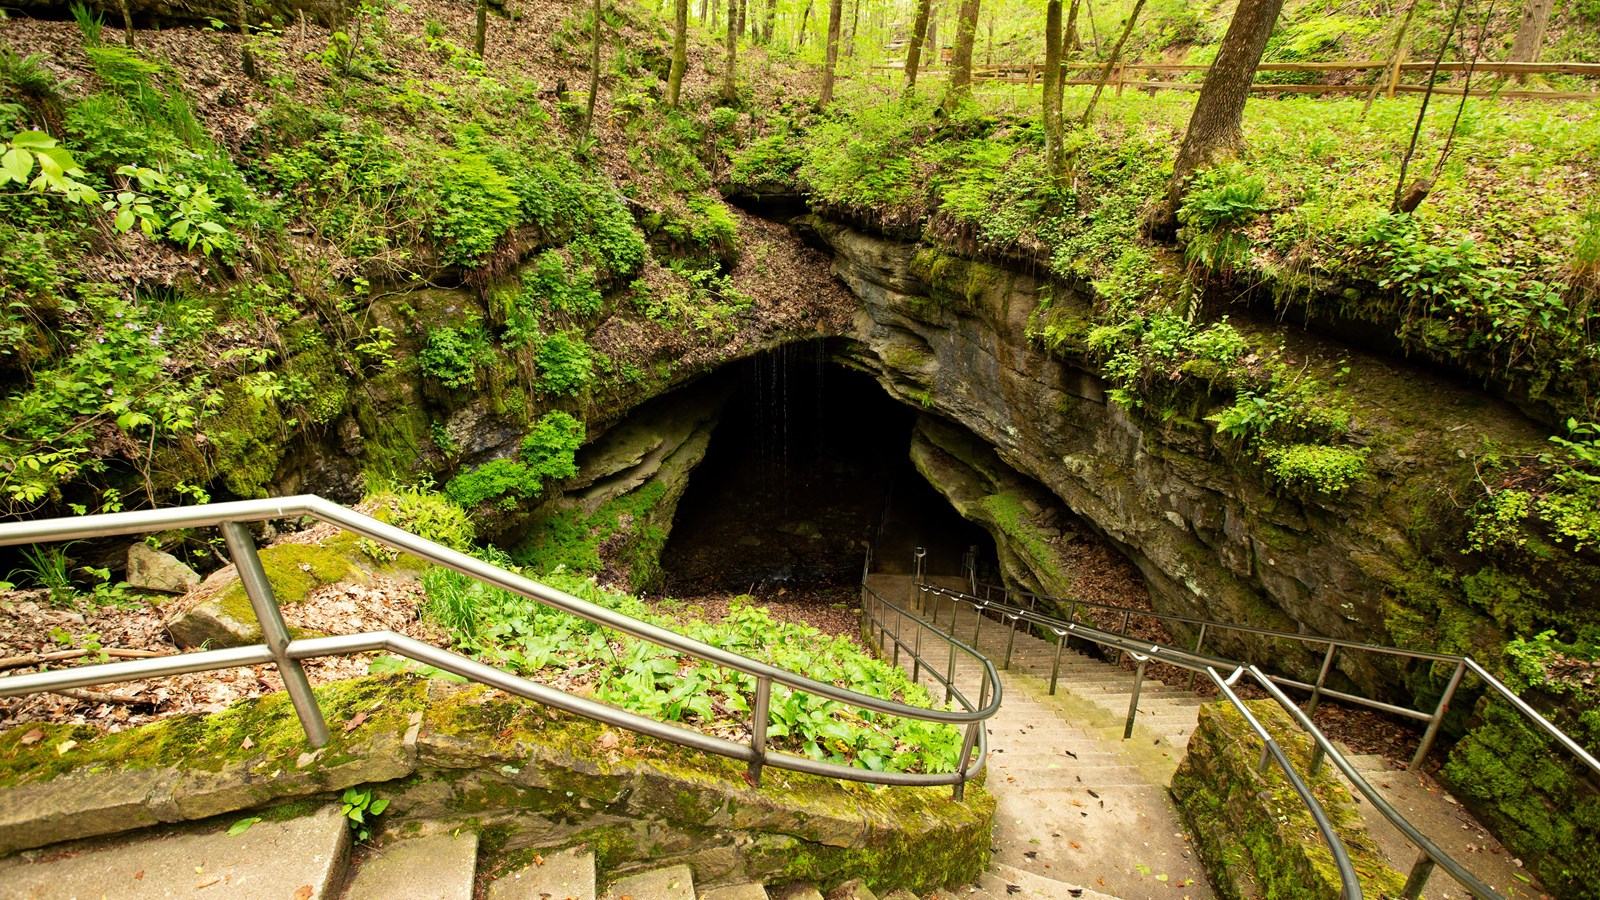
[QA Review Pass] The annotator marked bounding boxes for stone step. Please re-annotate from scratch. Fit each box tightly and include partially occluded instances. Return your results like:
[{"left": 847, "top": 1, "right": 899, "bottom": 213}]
[
  {"left": 344, "top": 830, "right": 479, "bottom": 900},
  {"left": 0, "top": 803, "right": 350, "bottom": 900},
  {"left": 487, "top": 847, "right": 598, "bottom": 900},
  {"left": 602, "top": 865, "right": 695, "bottom": 900},
  {"left": 700, "top": 883, "right": 769, "bottom": 900},
  {"left": 978, "top": 863, "right": 1119, "bottom": 899}
]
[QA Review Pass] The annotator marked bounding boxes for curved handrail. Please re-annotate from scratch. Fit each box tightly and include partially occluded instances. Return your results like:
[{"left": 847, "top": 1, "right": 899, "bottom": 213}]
[
  {"left": 973, "top": 580, "right": 1600, "bottom": 779},
  {"left": 0, "top": 496, "right": 999, "bottom": 795},
  {"left": 917, "top": 582, "right": 1502, "bottom": 899}
]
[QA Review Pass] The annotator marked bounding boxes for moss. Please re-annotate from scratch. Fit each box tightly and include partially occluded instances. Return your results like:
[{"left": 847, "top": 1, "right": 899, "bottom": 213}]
[
  {"left": 1172, "top": 701, "right": 1405, "bottom": 900},
  {"left": 214, "top": 531, "right": 375, "bottom": 621},
  {"left": 355, "top": 369, "right": 436, "bottom": 481},
  {"left": 281, "top": 326, "right": 350, "bottom": 427},
  {"left": 1440, "top": 699, "right": 1600, "bottom": 899},
  {"left": 0, "top": 676, "right": 427, "bottom": 789},
  {"left": 516, "top": 481, "right": 671, "bottom": 588},
  {"left": 207, "top": 381, "right": 288, "bottom": 497}
]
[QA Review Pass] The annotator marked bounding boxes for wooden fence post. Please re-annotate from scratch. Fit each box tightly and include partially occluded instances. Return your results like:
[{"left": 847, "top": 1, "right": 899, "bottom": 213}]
[{"left": 1387, "top": 48, "right": 1407, "bottom": 99}]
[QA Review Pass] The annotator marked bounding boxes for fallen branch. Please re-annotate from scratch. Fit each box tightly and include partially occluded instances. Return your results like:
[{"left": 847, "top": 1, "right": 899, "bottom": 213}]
[
  {"left": 50, "top": 687, "right": 144, "bottom": 706},
  {"left": 0, "top": 647, "right": 168, "bottom": 671}
]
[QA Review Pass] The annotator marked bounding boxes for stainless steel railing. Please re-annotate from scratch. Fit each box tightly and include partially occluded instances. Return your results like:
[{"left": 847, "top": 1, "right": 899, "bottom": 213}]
[
  {"left": 915, "top": 581, "right": 1522, "bottom": 899},
  {"left": 0, "top": 496, "right": 1000, "bottom": 797},
  {"left": 970, "top": 580, "right": 1600, "bottom": 779}
]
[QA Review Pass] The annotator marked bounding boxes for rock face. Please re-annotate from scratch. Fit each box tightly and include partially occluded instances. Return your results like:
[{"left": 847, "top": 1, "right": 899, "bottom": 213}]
[
  {"left": 125, "top": 543, "right": 201, "bottom": 594},
  {"left": 815, "top": 217, "right": 1542, "bottom": 695}
]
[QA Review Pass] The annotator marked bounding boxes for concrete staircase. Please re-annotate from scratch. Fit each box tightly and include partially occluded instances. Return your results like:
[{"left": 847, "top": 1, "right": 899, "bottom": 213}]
[
  {"left": 0, "top": 809, "right": 767, "bottom": 900},
  {"left": 867, "top": 574, "right": 1214, "bottom": 900}
]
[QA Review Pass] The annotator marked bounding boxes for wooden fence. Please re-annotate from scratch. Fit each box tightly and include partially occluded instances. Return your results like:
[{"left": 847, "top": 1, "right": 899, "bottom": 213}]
[{"left": 874, "top": 59, "right": 1600, "bottom": 102}]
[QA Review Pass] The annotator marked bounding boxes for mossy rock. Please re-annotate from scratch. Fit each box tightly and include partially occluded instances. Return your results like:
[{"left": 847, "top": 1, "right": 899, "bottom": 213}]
[
  {"left": 166, "top": 532, "right": 426, "bottom": 649},
  {"left": 1172, "top": 701, "right": 1404, "bottom": 900}
]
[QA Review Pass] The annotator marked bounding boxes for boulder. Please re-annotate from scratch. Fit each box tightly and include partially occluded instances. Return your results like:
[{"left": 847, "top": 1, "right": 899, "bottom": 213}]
[{"left": 125, "top": 543, "right": 200, "bottom": 594}]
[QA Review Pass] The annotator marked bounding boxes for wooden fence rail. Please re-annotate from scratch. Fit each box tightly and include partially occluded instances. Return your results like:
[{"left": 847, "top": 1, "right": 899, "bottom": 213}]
[{"left": 871, "top": 59, "right": 1600, "bottom": 102}]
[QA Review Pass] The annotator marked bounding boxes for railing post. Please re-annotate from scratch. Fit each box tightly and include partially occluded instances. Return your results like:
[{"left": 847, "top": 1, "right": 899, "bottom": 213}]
[
  {"left": 221, "top": 521, "right": 329, "bottom": 748},
  {"left": 1411, "top": 658, "right": 1466, "bottom": 771},
  {"left": 946, "top": 641, "right": 957, "bottom": 706},
  {"left": 1401, "top": 851, "right": 1435, "bottom": 900},
  {"left": 1186, "top": 622, "right": 1208, "bottom": 691},
  {"left": 748, "top": 675, "right": 772, "bottom": 786},
  {"left": 892, "top": 608, "right": 902, "bottom": 666},
  {"left": 1050, "top": 631, "right": 1066, "bottom": 695},
  {"left": 911, "top": 546, "right": 925, "bottom": 609},
  {"left": 1113, "top": 609, "right": 1132, "bottom": 665},
  {"left": 1123, "top": 656, "right": 1147, "bottom": 740},
  {"left": 973, "top": 604, "right": 984, "bottom": 648},
  {"left": 912, "top": 619, "right": 923, "bottom": 683},
  {"left": 1003, "top": 615, "right": 1019, "bottom": 670},
  {"left": 1306, "top": 643, "right": 1338, "bottom": 718},
  {"left": 953, "top": 720, "right": 981, "bottom": 800}
]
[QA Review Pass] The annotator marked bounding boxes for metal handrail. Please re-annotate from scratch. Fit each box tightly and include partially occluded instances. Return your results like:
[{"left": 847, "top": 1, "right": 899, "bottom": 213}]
[
  {"left": 860, "top": 583, "right": 999, "bottom": 799},
  {"left": 918, "top": 582, "right": 1504, "bottom": 899},
  {"left": 0, "top": 496, "right": 998, "bottom": 797},
  {"left": 974, "top": 580, "right": 1600, "bottom": 778}
]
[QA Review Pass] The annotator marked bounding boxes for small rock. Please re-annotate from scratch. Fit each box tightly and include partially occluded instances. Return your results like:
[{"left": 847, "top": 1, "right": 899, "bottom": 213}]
[{"left": 126, "top": 544, "right": 201, "bottom": 594}]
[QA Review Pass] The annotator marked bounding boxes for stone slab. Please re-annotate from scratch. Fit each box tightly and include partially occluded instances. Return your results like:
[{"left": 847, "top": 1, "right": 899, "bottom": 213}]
[
  {"left": 603, "top": 865, "right": 695, "bottom": 900},
  {"left": 0, "top": 803, "right": 349, "bottom": 900},
  {"left": 344, "top": 830, "right": 478, "bottom": 900},
  {"left": 488, "top": 848, "right": 597, "bottom": 900},
  {"left": 700, "top": 883, "right": 769, "bottom": 900}
]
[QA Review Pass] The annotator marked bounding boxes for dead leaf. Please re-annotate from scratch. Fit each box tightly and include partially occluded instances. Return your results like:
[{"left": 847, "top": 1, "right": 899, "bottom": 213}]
[
  {"left": 344, "top": 712, "right": 368, "bottom": 733},
  {"left": 55, "top": 739, "right": 77, "bottom": 755},
  {"left": 196, "top": 876, "right": 220, "bottom": 888},
  {"left": 241, "top": 736, "right": 254, "bottom": 750},
  {"left": 19, "top": 728, "right": 44, "bottom": 745},
  {"left": 597, "top": 731, "right": 619, "bottom": 750},
  {"left": 1069, "top": 841, "right": 1082, "bottom": 849},
  {"left": 293, "top": 887, "right": 313, "bottom": 900},
  {"left": 134, "top": 870, "right": 145, "bottom": 881}
]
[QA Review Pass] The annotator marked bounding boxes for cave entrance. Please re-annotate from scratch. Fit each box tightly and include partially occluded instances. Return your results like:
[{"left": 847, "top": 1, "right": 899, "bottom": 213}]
[{"left": 659, "top": 342, "right": 994, "bottom": 596}]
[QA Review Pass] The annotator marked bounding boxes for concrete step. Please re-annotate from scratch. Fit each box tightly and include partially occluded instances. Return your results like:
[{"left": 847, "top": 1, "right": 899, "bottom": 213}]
[
  {"left": 0, "top": 803, "right": 350, "bottom": 900},
  {"left": 344, "top": 830, "right": 478, "bottom": 900},
  {"left": 602, "top": 865, "right": 695, "bottom": 900},
  {"left": 700, "top": 884, "right": 769, "bottom": 900},
  {"left": 978, "top": 863, "right": 1118, "bottom": 899},
  {"left": 488, "top": 847, "right": 597, "bottom": 900}
]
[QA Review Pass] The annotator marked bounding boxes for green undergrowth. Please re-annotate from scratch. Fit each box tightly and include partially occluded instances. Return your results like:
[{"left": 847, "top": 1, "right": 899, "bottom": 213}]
[
  {"left": 515, "top": 481, "right": 671, "bottom": 586},
  {"left": 410, "top": 564, "right": 962, "bottom": 775}
]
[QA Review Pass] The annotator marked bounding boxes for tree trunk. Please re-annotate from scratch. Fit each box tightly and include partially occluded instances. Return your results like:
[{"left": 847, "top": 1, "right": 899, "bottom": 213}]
[
  {"left": 924, "top": 4, "right": 936, "bottom": 69},
  {"left": 943, "top": 0, "right": 980, "bottom": 107},
  {"left": 1151, "top": 0, "right": 1283, "bottom": 236},
  {"left": 798, "top": 0, "right": 814, "bottom": 47},
  {"left": 237, "top": 0, "right": 257, "bottom": 77},
  {"left": 1084, "top": 0, "right": 1099, "bottom": 55},
  {"left": 723, "top": 0, "right": 739, "bottom": 101},
  {"left": 1075, "top": 0, "right": 1141, "bottom": 128},
  {"left": 1058, "top": 0, "right": 1080, "bottom": 110},
  {"left": 474, "top": 0, "right": 487, "bottom": 57},
  {"left": 904, "top": 0, "right": 932, "bottom": 92},
  {"left": 698, "top": 0, "right": 708, "bottom": 22},
  {"left": 668, "top": 0, "right": 689, "bottom": 106},
  {"left": 844, "top": 0, "right": 858, "bottom": 57},
  {"left": 1043, "top": 0, "right": 1063, "bottom": 172},
  {"left": 762, "top": 0, "right": 777, "bottom": 43},
  {"left": 1508, "top": 0, "right": 1554, "bottom": 66},
  {"left": 735, "top": 0, "right": 747, "bottom": 45},
  {"left": 584, "top": 0, "right": 601, "bottom": 134},
  {"left": 819, "top": 0, "right": 844, "bottom": 105},
  {"left": 119, "top": 0, "right": 135, "bottom": 46}
]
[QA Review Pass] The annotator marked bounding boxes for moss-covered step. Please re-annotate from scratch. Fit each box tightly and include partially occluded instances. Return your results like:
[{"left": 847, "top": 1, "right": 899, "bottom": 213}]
[
  {"left": 0, "top": 677, "right": 993, "bottom": 895},
  {"left": 1171, "top": 701, "right": 1404, "bottom": 900}
]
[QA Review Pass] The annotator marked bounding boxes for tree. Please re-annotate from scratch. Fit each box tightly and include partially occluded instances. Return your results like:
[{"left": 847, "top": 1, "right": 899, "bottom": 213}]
[
  {"left": 904, "top": 0, "right": 933, "bottom": 93},
  {"left": 761, "top": 0, "right": 777, "bottom": 43},
  {"left": 1149, "top": 0, "right": 1283, "bottom": 236},
  {"left": 819, "top": 0, "right": 844, "bottom": 105},
  {"left": 923, "top": 4, "right": 937, "bottom": 70},
  {"left": 474, "top": 0, "right": 488, "bottom": 57},
  {"left": 1076, "top": 0, "right": 1143, "bottom": 128},
  {"left": 668, "top": 0, "right": 689, "bottom": 106},
  {"left": 1508, "top": 0, "right": 1554, "bottom": 66},
  {"left": 943, "top": 0, "right": 980, "bottom": 107},
  {"left": 723, "top": 0, "right": 738, "bottom": 101},
  {"left": 798, "top": 0, "right": 815, "bottom": 47},
  {"left": 1042, "top": 0, "right": 1063, "bottom": 171},
  {"left": 584, "top": 0, "right": 602, "bottom": 134},
  {"left": 237, "top": 0, "right": 256, "bottom": 76}
]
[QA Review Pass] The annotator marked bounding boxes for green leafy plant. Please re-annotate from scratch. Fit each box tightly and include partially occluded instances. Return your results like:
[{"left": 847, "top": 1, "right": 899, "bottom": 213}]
[
  {"left": 0, "top": 131, "right": 99, "bottom": 203},
  {"left": 339, "top": 787, "right": 388, "bottom": 841},
  {"left": 419, "top": 322, "right": 493, "bottom": 389}
]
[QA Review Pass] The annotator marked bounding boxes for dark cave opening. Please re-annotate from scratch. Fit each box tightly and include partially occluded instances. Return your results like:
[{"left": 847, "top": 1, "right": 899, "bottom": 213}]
[{"left": 659, "top": 342, "right": 995, "bottom": 595}]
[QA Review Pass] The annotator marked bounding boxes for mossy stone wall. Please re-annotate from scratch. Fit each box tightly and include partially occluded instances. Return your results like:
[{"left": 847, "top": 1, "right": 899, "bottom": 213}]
[{"left": 1171, "top": 700, "right": 1404, "bottom": 900}]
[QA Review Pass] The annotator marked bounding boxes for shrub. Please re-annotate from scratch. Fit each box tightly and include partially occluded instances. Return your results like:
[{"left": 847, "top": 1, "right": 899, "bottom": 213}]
[
  {"left": 535, "top": 331, "right": 593, "bottom": 396},
  {"left": 1261, "top": 443, "right": 1368, "bottom": 496},
  {"left": 420, "top": 323, "right": 493, "bottom": 389},
  {"left": 444, "top": 411, "right": 585, "bottom": 509},
  {"left": 431, "top": 150, "right": 520, "bottom": 266}
]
